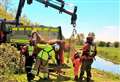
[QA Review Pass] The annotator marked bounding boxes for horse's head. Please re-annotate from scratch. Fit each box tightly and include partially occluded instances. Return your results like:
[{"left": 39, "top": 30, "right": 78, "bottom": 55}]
[
  {"left": 29, "top": 32, "right": 44, "bottom": 46},
  {"left": 29, "top": 32, "right": 37, "bottom": 46}
]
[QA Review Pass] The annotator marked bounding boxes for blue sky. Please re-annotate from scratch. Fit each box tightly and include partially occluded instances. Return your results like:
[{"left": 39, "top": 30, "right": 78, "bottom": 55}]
[{"left": 10, "top": 0, "right": 119, "bottom": 42}]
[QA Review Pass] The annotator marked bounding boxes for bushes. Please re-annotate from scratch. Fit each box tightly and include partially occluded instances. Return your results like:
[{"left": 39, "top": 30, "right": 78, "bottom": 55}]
[
  {"left": 97, "top": 41, "right": 120, "bottom": 48},
  {"left": 113, "top": 42, "right": 119, "bottom": 48},
  {"left": 0, "top": 43, "right": 20, "bottom": 78}
]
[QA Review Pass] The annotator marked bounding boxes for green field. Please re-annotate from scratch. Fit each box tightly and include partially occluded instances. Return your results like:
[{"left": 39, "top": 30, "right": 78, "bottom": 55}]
[{"left": 97, "top": 47, "right": 120, "bottom": 64}]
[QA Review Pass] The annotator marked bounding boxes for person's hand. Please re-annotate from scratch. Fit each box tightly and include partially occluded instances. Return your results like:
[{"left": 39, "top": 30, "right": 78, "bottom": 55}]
[{"left": 73, "top": 63, "right": 75, "bottom": 67}]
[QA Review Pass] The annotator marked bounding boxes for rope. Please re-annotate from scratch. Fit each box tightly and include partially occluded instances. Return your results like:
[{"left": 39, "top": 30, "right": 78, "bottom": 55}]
[{"left": 67, "top": 25, "right": 78, "bottom": 63}]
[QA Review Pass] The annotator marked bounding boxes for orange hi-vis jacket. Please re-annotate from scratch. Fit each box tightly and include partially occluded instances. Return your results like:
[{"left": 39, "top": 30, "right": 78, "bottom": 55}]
[
  {"left": 81, "top": 42, "right": 97, "bottom": 60},
  {"left": 72, "top": 53, "right": 81, "bottom": 76}
]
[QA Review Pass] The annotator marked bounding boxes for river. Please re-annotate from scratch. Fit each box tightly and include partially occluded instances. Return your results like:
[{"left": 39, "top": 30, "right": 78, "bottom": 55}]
[{"left": 92, "top": 56, "right": 120, "bottom": 75}]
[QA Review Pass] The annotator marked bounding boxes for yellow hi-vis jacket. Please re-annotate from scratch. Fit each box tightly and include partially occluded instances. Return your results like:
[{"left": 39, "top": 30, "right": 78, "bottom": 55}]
[{"left": 36, "top": 44, "right": 56, "bottom": 62}]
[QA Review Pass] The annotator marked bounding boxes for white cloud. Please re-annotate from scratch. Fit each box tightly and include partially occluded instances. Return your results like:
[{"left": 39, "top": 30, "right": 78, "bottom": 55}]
[{"left": 96, "top": 26, "right": 120, "bottom": 42}]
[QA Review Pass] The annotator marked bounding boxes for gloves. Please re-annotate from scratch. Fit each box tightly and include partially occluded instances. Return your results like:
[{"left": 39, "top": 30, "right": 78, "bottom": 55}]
[{"left": 73, "top": 63, "right": 75, "bottom": 67}]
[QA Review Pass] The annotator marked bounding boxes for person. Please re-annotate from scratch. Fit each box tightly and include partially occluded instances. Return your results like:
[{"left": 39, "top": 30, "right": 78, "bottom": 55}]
[
  {"left": 54, "top": 41, "right": 65, "bottom": 75},
  {"left": 20, "top": 42, "right": 35, "bottom": 82},
  {"left": 72, "top": 51, "right": 81, "bottom": 81},
  {"left": 33, "top": 43, "right": 57, "bottom": 79},
  {"left": 79, "top": 32, "right": 97, "bottom": 82}
]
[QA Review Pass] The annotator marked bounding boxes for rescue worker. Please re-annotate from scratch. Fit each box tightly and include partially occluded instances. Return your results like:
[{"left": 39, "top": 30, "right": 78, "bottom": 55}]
[
  {"left": 20, "top": 42, "right": 35, "bottom": 82},
  {"left": 72, "top": 51, "right": 81, "bottom": 80},
  {"left": 79, "top": 32, "right": 97, "bottom": 82},
  {"left": 54, "top": 41, "right": 65, "bottom": 75},
  {"left": 33, "top": 43, "right": 58, "bottom": 79}
]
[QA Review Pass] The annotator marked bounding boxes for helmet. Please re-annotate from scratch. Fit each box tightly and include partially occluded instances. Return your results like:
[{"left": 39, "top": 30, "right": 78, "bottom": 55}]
[
  {"left": 88, "top": 32, "right": 95, "bottom": 39},
  {"left": 53, "top": 43, "right": 60, "bottom": 51}
]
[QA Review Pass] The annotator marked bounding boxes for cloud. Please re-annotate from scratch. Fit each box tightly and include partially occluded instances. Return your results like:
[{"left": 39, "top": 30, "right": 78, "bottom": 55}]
[{"left": 96, "top": 26, "right": 120, "bottom": 42}]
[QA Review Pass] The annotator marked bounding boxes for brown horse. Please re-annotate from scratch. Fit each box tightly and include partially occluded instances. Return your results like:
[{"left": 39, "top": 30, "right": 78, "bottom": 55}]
[
  {"left": 30, "top": 32, "right": 65, "bottom": 76},
  {"left": 30, "top": 32, "right": 64, "bottom": 58}
]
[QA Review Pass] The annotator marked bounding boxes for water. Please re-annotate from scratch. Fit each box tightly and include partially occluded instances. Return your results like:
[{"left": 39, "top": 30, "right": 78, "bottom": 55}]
[{"left": 92, "top": 56, "right": 120, "bottom": 75}]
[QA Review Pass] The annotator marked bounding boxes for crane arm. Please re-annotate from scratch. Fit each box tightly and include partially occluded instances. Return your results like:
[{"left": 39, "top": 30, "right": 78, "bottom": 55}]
[{"left": 15, "top": 0, "right": 77, "bottom": 26}]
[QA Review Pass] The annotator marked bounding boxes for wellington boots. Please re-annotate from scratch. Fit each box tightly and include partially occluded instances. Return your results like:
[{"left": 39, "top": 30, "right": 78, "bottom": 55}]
[
  {"left": 74, "top": 75, "right": 78, "bottom": 81},
  {"left": 86, "top": 78, "right": 91, "bottom": 82},
  {"left": 79, "top": 76, "right": 83, "bottom": 81}
]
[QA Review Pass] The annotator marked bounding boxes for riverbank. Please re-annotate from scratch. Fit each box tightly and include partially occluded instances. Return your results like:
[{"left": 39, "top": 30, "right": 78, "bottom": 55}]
[
  {"left": 97, "top": 47, "right": 120, "bottom": 64},
  {"left": 92, "top": 68, "right": 120, "bottom": 82}
]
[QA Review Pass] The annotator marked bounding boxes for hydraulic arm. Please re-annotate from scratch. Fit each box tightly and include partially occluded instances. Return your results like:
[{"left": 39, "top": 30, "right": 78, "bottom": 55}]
[{"left": 15, "top": 0, "right": 77, "bottom": 26}]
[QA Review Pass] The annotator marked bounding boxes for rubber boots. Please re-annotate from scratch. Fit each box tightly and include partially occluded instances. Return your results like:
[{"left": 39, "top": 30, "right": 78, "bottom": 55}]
[
  {"left": 86, "top": 77, "right": 91, "bottom": 82},
  {"left": 74, "top": 75, "right": 78, "bottom": 81}
]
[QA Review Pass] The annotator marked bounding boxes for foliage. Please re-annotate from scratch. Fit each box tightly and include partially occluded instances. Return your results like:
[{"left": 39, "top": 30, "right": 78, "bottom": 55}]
[
  {"left": 0, "top": 43, "right": 20, "bottom": 79},
  {"left": 98, "top": 41, "right": 106, "bottom": 47},
  {"left": 106, "top": 42, "right": 111, "bottom": 47},
  {"left": 113, "top": 41, "right": 119, "bottom": 48},
  {"left": 0, "top": 5, "right": 14, "bottom": 20},
  {"left": 0, "top": 5, "right": 31, "bottom": 25}
]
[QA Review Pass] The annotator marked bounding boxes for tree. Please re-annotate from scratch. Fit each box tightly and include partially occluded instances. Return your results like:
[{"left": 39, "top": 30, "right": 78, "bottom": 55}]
[
  {"left": 98, "top": 41, "right": 106, "bottom": 47},
  {"left": 106, "top": 42, "right": 111, "bottom": 47},
  {"left": 0, "top": 0, "right": 12, "bottom": 11},
  {"left": 113, "top": 41, "right": 119, "bottom": 48},
  {"left": 76, "top": 33, "right": 84, "bottom": 45}
]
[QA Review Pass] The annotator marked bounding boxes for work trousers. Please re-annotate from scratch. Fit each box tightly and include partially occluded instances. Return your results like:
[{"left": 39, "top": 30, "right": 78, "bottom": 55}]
[{"left": 79, "top": 59, "right": 93, "bottom": 79}]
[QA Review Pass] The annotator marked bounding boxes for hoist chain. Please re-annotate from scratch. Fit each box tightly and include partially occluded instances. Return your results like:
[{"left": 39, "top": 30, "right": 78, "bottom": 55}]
[{"left": 71, "top": 25, "right": 77, "bottom": 38}]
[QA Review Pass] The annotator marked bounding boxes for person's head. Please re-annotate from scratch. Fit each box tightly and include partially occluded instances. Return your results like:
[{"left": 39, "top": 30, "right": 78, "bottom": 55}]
[
  {"left": 29, "top": 32, "right": 37, "bottom": 46},
  {"left": 86, "top": 36, "right": 94, "bottom": 45},
  {"left": 88, "top": 32, "right": 95, "bottom": 39},
  {"left": 86, "top": 32, "right": 95, "bottom": 44}
]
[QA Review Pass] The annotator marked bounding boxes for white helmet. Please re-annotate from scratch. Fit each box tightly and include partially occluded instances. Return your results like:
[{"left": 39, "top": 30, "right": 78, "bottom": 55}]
[{"left": 53, "top": 43, "right": 60, "bottom": 51}]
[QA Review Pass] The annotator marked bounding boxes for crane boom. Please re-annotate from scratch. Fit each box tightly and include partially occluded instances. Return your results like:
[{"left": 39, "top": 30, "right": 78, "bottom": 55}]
[
  {"left": 36, "top": 0, "right": 73, "bottom": 15},
  {"left": 15, "top": 0, "right": 77, "bottom": 26}
]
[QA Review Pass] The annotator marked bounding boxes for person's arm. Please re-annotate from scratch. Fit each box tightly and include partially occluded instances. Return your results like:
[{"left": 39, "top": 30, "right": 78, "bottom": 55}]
[{"left": 93, "top": 44, "right": 97, "bottom": 57}]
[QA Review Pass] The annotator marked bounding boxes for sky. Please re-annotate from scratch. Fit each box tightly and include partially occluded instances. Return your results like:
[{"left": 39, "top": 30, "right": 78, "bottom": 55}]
[{"left": 7, "top": 0, "right": 120, "bottom": 42}]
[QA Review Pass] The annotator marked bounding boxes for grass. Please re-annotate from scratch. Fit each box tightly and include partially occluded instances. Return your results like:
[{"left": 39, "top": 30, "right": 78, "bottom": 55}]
[
  {"left": 97, "top": 47, "right": 120, "bottom": 64},
  {"left": 3, "top": 51, "right": 120, "bottom": 82},
  {"left": 92, "top": 68, "right": 120, "bottom": 82},
  {"left": 5, "top": 64, "right": 120, "bottom": 82}
]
